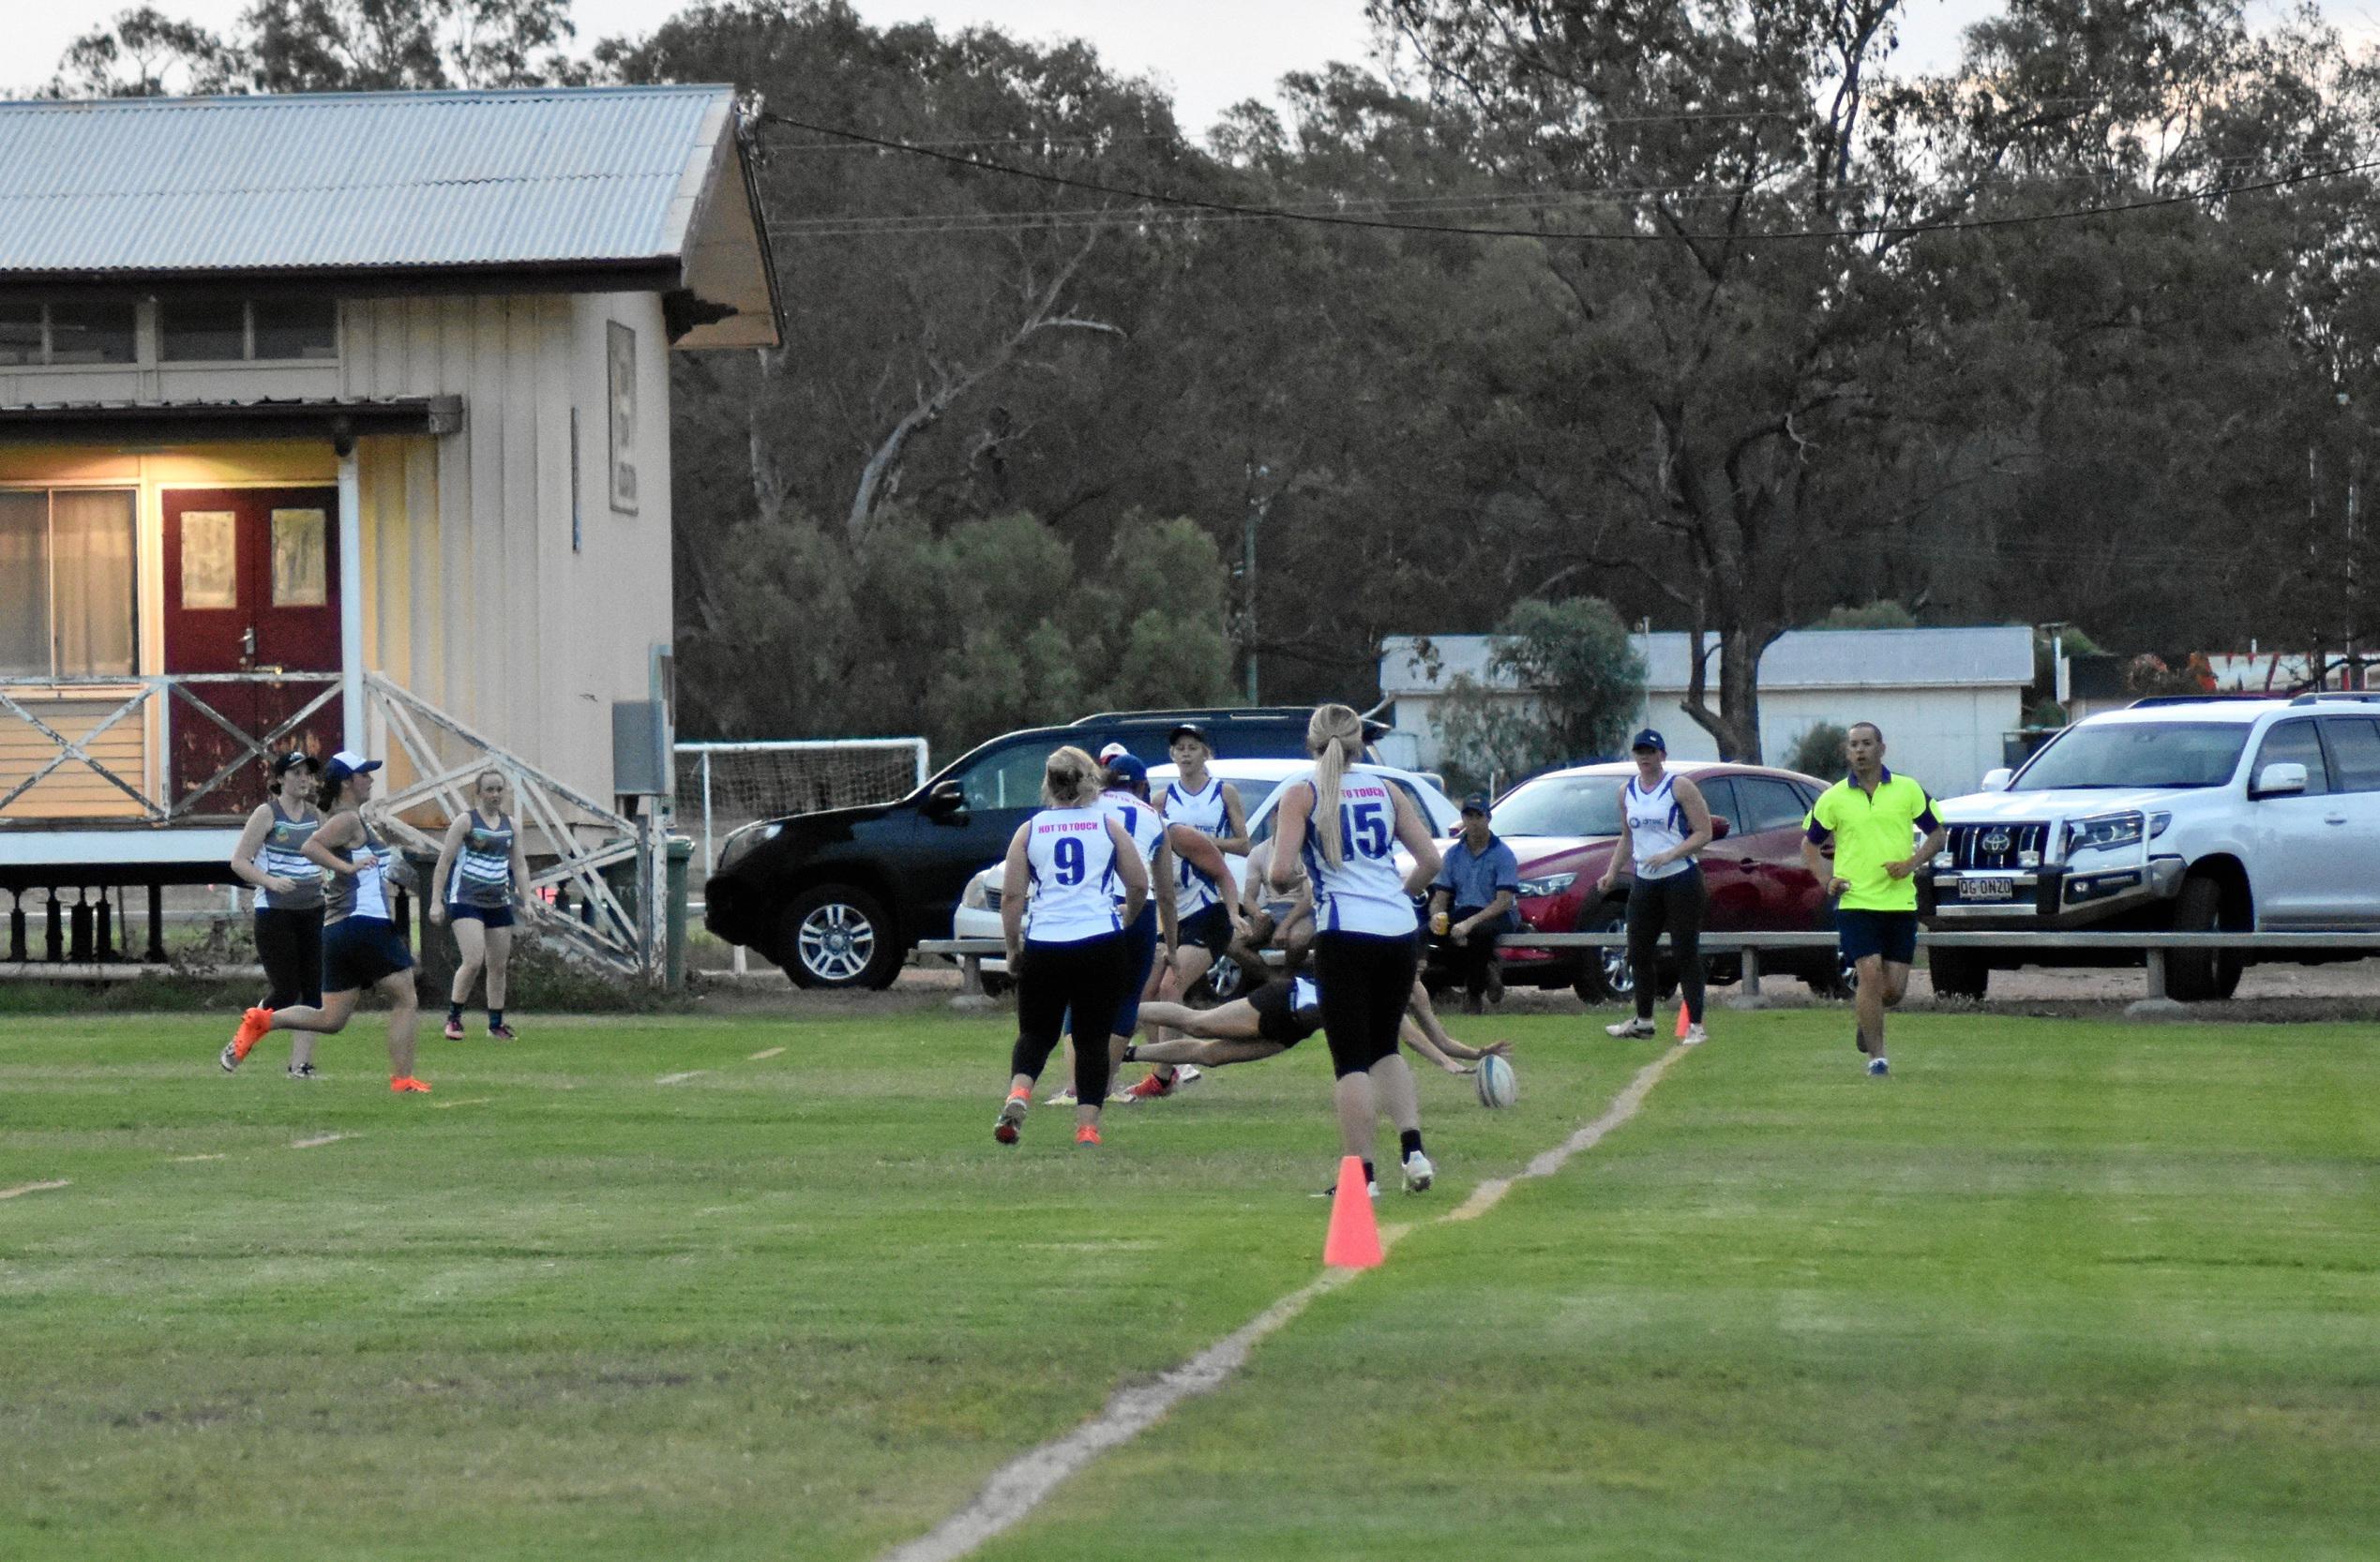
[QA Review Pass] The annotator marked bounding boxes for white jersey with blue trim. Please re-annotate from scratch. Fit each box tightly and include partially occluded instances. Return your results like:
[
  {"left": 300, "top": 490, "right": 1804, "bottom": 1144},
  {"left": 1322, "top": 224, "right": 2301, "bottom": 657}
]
[
  {"left": 1024, "top": 806, "right": 1124, "bottom": 944},
  {"left": 1100, "top": 790, "right": 1165, "bottom": 913},
  {"left": 1625, "top": 772, "right": 1694, "bottom": 880},
  {"left": 1159, "top": 773, "right": 1230, "bottom": 915},
  {"left": 1297, "top": 770, "right": 1416, "bottom": 937}
]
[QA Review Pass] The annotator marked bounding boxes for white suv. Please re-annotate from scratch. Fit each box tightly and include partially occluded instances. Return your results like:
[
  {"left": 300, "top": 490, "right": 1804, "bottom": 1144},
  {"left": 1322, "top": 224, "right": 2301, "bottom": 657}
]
[{"left": 1925, "top": 695, "right": 2380, "bottom": 1001}]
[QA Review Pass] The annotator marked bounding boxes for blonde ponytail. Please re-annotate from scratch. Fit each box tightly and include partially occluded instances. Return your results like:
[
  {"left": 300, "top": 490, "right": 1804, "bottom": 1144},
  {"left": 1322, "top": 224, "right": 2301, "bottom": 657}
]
[
  {"left": 1041, "top": 745, "right": 1101, "bottom": 809},
  {"left": 1307, "top": 703, "right": 1363, "bottom": 869}
]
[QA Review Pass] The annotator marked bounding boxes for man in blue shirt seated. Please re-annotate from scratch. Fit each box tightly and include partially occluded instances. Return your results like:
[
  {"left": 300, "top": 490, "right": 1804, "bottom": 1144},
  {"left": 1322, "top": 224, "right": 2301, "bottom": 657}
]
[{"left": 1428, "top": 792, "right": 1521, "bottom": 1014}]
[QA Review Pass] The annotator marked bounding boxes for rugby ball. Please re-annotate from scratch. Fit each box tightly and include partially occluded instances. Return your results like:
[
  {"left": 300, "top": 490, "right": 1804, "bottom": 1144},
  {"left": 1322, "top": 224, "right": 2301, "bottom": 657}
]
[{"left": 1475, "top": 1053, "right": 1517, "bottom": 1109}]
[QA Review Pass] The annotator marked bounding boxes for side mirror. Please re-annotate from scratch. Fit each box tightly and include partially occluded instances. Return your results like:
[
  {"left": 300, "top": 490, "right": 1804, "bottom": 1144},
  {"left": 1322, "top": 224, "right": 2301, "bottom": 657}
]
[
  {"left": 925, "top": 779, "right": 968, "bottom": 817},
  {"left": 1709, "top": 815, "right": 1731, "bottom": 840},
  {"left": 1981, "top": 768, "right": 2013, "bottom": 791},
  {"left": 2252, "top": 761, "right": 2307, "bottom": 798}
]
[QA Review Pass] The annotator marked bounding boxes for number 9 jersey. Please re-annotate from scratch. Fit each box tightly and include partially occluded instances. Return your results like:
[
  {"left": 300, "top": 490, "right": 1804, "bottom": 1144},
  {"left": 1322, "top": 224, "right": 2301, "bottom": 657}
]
[
  {"left": 1298, "top": 771, "right": 1416, "bottom": 936},
  {"left": 1025, "top": 806, "right": 1124, "bottom": 944}
]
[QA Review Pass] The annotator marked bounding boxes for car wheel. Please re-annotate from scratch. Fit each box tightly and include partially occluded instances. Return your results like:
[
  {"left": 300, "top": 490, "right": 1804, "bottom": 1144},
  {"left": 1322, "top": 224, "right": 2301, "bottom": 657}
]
[
  {"left": 1203, "top": 952, "right": 1249, "bottom": 1003},
  {"left": 2165, "top": 873, "right": 2245, "bottom": 1002},
  {"left": 1805, "top": 948, "right": 1857, "bottom": 1000},
  {"left": 778, "top": 885, "right": 903, "bottom": 990},
  {"left": 1571, "top": 902, "right": 1634, "bottom": 1004},
  {"left": 1927, "top": 945, "right": 1990, "bottom": 1001},
  {"left": 978, "top": 970, "right": 1015, "bottom": 999}
]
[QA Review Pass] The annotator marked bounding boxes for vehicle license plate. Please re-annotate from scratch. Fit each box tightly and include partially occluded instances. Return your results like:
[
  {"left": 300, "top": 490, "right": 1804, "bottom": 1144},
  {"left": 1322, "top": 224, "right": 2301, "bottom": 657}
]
[{"left": 1957, "top": 877, "right": 2016, "bottom": 902}]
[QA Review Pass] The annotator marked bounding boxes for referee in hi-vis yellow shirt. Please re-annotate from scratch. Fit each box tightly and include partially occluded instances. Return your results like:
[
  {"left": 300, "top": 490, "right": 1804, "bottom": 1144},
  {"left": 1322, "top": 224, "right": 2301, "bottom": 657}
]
[{"left": 1800, "top": 723, "right": 1948, "bottom": 1075}]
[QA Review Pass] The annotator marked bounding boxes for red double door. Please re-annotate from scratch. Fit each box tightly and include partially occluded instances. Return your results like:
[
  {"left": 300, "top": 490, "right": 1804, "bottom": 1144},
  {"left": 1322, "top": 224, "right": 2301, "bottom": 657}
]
[{"left": 161, "top": 488, "right": 343, "bottom": 815}]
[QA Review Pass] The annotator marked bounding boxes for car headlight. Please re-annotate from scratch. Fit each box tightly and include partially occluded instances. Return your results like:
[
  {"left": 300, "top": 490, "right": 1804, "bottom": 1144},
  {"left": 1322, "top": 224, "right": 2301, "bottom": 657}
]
[
  {"left": 716, "top": 819, "right": 783, "bottom": 871},
  {"left": 2064, "top": 812, "right": 2145, "bottom": 855},
  {"left": 1515, "top": 872, "right": 1576, "bottom": 897}
]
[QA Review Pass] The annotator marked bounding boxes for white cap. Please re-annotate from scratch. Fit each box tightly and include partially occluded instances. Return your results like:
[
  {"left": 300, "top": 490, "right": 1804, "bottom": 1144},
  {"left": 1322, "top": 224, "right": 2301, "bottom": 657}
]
[
  {"left": 1097, "top": 743, "right": 1130, "bottom": 764},
  {"left": 323, "top": 749, "right": 384, "bottom": 779}
]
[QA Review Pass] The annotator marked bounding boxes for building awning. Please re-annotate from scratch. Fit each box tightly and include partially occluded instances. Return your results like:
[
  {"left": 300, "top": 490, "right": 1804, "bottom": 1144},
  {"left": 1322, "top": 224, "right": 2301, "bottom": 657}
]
[{"left": 0, "top": 395, "right": 463, "bottom": 445}]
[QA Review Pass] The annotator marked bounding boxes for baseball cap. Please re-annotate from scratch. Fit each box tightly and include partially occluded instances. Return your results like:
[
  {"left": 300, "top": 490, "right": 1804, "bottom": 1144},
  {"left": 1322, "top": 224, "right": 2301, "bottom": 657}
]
[
  {"left": 1105, "top": 753, "right": 1149, "bottom": 787},
  {"left": 269, "top": 749, "right": 320, "bottom": 777},
  {"left": 1096, "top": 742, "right": 1131, "bottom": 764},
  {"left": 1167, "top": 723, "right": 1211, "bottom": 746},
  {"left": 321, "top": 749, "right": 384, "bottom": 785},
  {"left": 1630, "top": 728, "right": 1666, "bottom": 753},
  {"left": 1460, "top": 791, "right": 1491, "bottom": 816}
]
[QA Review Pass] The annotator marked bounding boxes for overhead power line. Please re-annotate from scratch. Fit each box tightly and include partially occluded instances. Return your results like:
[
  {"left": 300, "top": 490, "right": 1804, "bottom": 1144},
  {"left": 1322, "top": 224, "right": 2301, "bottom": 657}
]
[{"left": 755, "top": 109, "right": 2380, "bottom": 245}]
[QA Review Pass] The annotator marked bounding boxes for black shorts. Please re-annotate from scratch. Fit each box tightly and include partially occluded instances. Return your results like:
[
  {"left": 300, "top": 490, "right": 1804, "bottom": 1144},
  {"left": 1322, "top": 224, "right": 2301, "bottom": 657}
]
[
  {"left": 1176, "top": 903, "right": 1232, "bottom": 960},
  {"left": 447, "top": 902, "right": 516, "bottom": 929},
  {"left": 323, "top": 916, "right": 414, "bottom": 994},
  {"left": 1838, "top": 908, "right": 1920, "bottom": 965},
  {"left": 1246, "top": 980, "right": 1322, "bottom": 1046},
  {"left": 1312, "top": 930, "right": 1419, "bottom": 1078}
]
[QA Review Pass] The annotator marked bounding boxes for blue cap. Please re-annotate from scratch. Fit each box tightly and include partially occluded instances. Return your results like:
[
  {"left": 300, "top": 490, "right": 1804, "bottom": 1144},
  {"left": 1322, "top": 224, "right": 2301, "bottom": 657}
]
[
  {"left": 1630, "top": 728, "right": 1666, "bottom": 753},
  {"left": 1460, "top": 791, "right": 1491, "bottom": 815},
  {"left": 1105, "top": 753, "right": 1148, "bottom": 787},
  {"left": 322, "top": 748, "right": 384, "bottom": 785}
]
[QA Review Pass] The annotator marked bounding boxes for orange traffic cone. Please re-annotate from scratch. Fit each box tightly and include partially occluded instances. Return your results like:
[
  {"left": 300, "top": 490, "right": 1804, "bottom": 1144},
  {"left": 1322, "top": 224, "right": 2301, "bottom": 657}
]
[
  {"left": 1322, "top": 1155, "right": 1384, "bottom": 1269},
  {"left": 1675, "top": 1004, "right": 1692, "bottom": 1040}
]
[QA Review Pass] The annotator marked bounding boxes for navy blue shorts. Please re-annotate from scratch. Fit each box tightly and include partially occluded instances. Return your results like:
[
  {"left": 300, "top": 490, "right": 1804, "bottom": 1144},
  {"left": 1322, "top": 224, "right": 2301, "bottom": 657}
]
[
  {"left": 1837, "top": 909, "right": 1919, "bottom": 966},
  {"left": 1112, "top": 905, "right": 1159, "bottom": 1037},
  {"left": 447, "top": 902, "right": 516, "bottom": 929},
  {"left": 1176, "top": 903, "right": 1232, "bottom": 960},
  {"left": 323, "top": 916, "right": 414, "bottom": 994}
]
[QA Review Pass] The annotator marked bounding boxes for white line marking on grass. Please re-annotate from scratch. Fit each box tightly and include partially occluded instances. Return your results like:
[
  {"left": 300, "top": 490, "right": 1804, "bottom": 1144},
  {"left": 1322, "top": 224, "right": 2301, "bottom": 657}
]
[
  {"left": 430, "top": 1097, "right": 493, "bottom": 1110},
  {"left": 169, "top": 1154, "right": 228, "bottom": 1164},
  {"left": 655, "top": 1071, "right": 708, "bottom": 1086},
  {"left": 747, "top": 1046, "right": 786, "bottom": 1061},
  {"left": 1448, "top": 1048, "right": 1684, "bottom": 1224},
  {"left": 0, "top": 1179, "right": 70, "bottom": 1200},
  {"left": 290, "top": 1134, "right": 350, "bottom": 1149},
  {"left": 875, "top": 1044, "right": 1689, "bottom": 1562},
  {"left": 878, "top": 1269, "right": 1363, "bottom": 1562}
]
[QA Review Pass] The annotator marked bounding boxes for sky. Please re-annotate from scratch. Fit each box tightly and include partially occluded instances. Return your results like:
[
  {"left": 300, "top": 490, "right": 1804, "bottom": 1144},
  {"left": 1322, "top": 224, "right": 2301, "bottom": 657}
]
[
  {"left": 13, "top": 1, "right": 2374, "bottom": 131},
  {"left": 15, "top": 0, "right": 1999, "bottom": 129}
]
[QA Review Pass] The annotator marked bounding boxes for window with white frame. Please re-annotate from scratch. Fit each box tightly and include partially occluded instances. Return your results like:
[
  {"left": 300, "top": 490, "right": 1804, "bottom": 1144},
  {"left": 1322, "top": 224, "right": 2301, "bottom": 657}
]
[
  {"left": 0, "top": 489, "right": 139, "bottom": 679},
  {"left": 0, "top": 302, "right": 139, "bottom": 367},
  {"left": 159, "top": 299, "right": 338, "bottom": 363}
]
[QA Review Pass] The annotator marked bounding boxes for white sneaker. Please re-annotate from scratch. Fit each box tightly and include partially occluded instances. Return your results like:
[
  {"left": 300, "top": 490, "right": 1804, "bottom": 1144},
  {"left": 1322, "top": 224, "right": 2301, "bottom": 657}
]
[
  {"left": 1044, "top": 1088, "right": 1077, "bottom": 1106},
  {"left": 1605, "top": 1017, "right": 1656, "bottom": 1038},
  {"left": 1175, "top": 1065, "right": 1203, "bottom": 1089},
  {"left": 1402, "top": 1150, "right": 1435, "bottom": 1193},
  {"left": 1681, "top": 1023, "right": 1706, "bottom": 1045}
]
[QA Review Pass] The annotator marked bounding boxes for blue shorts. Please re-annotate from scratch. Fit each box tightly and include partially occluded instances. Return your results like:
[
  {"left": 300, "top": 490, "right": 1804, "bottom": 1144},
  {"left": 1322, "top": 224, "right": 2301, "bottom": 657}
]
[
  {"left": 1112, "top": 905, "right": 1159, "bottom": 1037},
  {"left": 447, "top": 902, "right": 516, "bottom": 929},
  {"left": 1837, "top": 909, "right": 1919, "bottom": 966},
  {"left": 1176, "top": 903, "right": 1232, "bottom": 960},
  {"left": 323, "top": 916, "right": 414, "bottom": 994}
]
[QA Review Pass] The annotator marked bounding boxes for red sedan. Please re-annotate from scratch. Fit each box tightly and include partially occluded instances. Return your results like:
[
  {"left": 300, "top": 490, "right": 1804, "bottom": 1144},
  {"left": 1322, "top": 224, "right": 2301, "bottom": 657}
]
[{"left": 1482, "top": 760, "right": 1849, "bottom": 1003}]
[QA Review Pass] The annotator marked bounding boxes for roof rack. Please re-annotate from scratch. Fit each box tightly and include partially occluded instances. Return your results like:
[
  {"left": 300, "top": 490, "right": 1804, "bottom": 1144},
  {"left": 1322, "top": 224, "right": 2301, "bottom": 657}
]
[
  {"left": 2125, "top": 694, "right": 2285, "bottom": 708},
  {"left": 2287, "top": 690, "right": 2380, "bottom": 704}
]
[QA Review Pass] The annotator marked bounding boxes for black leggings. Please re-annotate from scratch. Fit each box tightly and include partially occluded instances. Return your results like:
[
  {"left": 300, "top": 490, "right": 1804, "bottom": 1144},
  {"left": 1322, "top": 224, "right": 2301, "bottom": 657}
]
[
  {"left": 1011, "top": 935, "right": 1131, "bottom": 1107},
  {"left": 1313, "top": 930, "right": 1419, "bottom": 1079},
  {"left": 1626, "top": 867, "right": 1706, "bottom": 1023},
  {"left": 254, "top": 907, "right": 324, "bottom": 1011}
]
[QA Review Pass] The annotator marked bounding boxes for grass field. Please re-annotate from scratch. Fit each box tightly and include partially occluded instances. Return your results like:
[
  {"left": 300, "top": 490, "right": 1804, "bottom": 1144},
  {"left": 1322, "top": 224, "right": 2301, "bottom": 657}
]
[{"left": 3, "top": 1001, "right": 2375, "bottom": 1560}]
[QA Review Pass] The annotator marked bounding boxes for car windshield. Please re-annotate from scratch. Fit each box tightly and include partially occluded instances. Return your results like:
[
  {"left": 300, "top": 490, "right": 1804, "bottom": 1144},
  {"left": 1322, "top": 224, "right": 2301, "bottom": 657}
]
[
  {"left": 2011, "top": 722, "right": 2249, "bottom": 790},
  {"left": 1483, "top": 774, "right": 1626, "bottom": 836}
]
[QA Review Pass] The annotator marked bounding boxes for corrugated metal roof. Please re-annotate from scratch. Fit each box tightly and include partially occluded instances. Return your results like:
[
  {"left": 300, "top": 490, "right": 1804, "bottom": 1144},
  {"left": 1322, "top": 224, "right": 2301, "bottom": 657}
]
[
  {"left": 1381, "top": 626, "right": 2036, "bottom": 696},
  {"left": 0, "top": 86, "right": 733, "bottom": 274}
]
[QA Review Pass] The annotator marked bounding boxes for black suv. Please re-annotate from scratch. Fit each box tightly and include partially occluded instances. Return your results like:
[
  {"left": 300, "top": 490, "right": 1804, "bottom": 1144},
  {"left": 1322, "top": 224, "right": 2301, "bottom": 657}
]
[{"left": 704, "top": 708, "right": 1366, "bottom": 988}]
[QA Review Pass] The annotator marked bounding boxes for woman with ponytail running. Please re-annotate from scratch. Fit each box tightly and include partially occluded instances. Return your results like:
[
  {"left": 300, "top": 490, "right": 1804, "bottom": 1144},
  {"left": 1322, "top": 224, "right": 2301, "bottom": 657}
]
[
  {"left": 224, "top": 750, "right": 428, "bottom": 1094},
  {"left": 1267, "top": 704, "right": 1443, "bottom": 1198},
  {"left": 992, "top": 747, "right": 1149, "bottom": 1149}
]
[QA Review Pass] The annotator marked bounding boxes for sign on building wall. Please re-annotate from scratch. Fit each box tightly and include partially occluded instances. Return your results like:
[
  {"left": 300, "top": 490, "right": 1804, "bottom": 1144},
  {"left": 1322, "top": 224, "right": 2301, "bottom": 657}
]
[{"left": 608, "top": 321, "right": 639, "bottom": 515}]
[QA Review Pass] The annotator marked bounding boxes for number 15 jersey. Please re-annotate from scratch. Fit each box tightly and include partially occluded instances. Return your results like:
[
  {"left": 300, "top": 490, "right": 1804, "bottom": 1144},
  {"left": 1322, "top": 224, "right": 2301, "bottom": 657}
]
[
  {"left": 1025, "top": 806, "right": 1123, "bottom": 944},
  {"left": 1297, "top": 771, "right": 1414, "bottom": 936}
]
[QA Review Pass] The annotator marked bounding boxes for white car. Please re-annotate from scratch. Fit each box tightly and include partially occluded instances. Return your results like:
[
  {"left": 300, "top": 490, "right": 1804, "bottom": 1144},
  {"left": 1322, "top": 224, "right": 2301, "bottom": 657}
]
[
  {"left": 1925, "top": 694, "right": 2380, "bottom": 1001},
  {"left": 954, "top": 759, "right": 1463, "bottom": 993}
]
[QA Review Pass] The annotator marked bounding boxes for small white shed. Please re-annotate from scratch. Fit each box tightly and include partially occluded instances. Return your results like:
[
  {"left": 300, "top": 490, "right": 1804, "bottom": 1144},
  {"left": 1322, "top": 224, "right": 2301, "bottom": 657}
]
[{"left": 1379, "top": 625, "right": 2036, "bottom": 795}]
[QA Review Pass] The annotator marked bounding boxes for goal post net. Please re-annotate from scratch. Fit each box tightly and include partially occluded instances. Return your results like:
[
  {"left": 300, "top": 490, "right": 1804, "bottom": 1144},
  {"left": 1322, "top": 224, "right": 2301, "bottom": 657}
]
[{"left": 676, "top": 739, "right": 929, "bottom": 876}]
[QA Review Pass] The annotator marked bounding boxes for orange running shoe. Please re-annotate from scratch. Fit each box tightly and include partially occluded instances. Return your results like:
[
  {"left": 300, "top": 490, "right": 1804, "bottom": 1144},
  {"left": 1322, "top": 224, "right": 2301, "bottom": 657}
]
[
  {"left": 1075, "top": 1123, "right": 1102, "bottom": 1148},
  {"left": 221, "top": 1007, "right": 273, "bottom": 1071},
  {"left": 1117, "top": 1071, "right": 1174, "bottom": 1102},
  {"left": 389, "top": 1075, "right": 432, "bottom": 1094}
]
